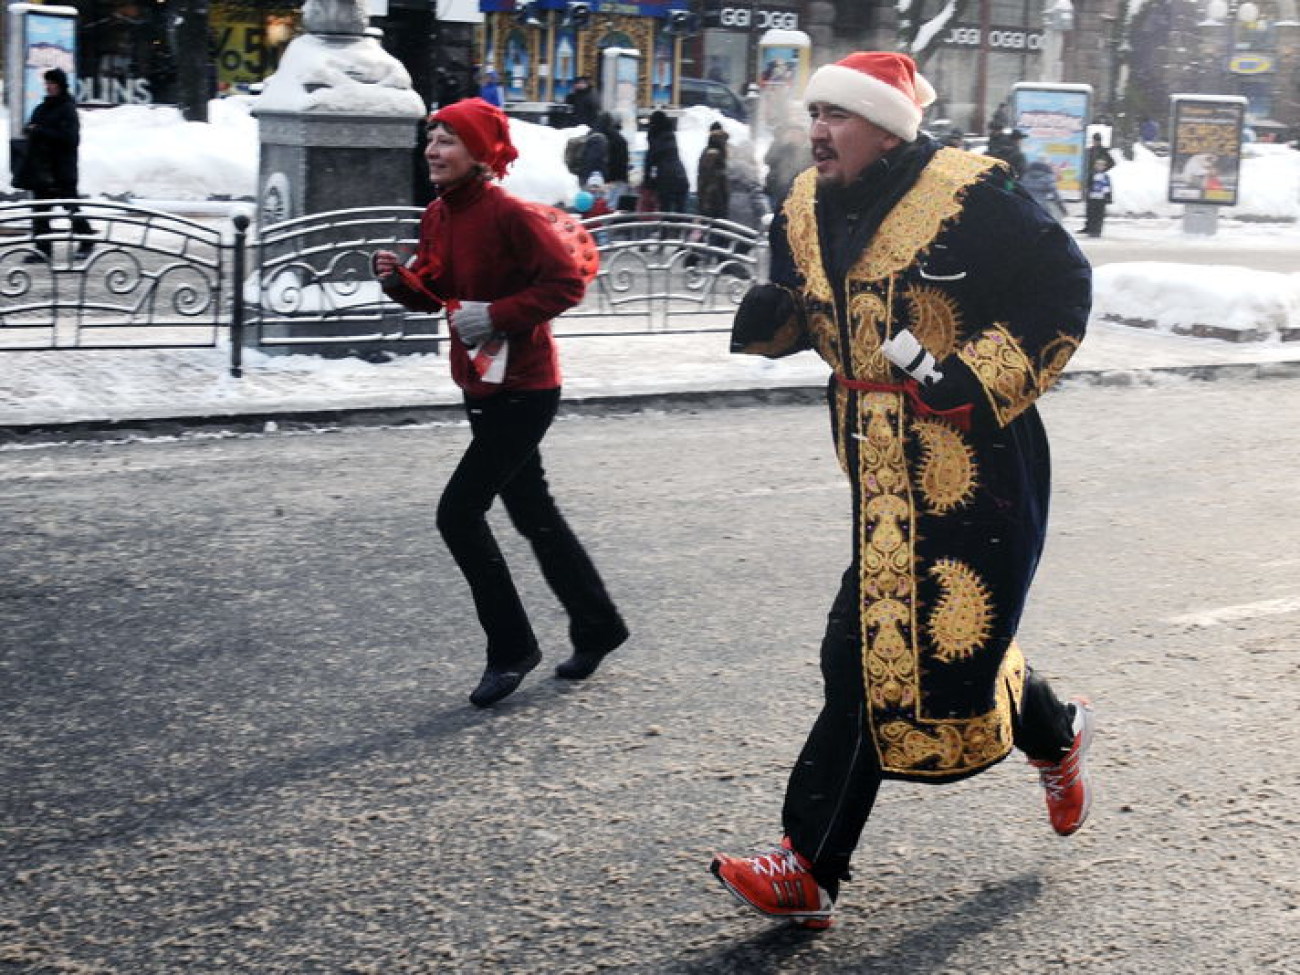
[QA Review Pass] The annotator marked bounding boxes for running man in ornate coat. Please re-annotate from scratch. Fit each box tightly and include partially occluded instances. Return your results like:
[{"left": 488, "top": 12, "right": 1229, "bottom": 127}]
[{"left": 710, "top": 52, "right": 1097, "bottom": 930}]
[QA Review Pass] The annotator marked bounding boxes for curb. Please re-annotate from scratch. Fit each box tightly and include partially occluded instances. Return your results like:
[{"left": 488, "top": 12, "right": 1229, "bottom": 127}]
[{"left": 3, "top": 360, "right": 1300, "bottom": 447}]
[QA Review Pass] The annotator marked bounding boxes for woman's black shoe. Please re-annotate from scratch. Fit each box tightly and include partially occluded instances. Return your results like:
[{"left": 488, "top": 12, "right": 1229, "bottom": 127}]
[
  {"left": 469, "top": 649, "right": 541, "bottom": 708},
  {"left": 555, "top": 621, "right": 629, "bottom": 680}
]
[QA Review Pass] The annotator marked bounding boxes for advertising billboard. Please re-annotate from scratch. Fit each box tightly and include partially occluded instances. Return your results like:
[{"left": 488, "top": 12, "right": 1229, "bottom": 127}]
[
  {"left": 6, "top": 4, "right": 78, "bottom": 138},
  {"left": 1010, "top": 82, "right": 1091, "bottom": 201},
  {"left": 1167, "top": 95, "right": 1246, "bottom": 206}
]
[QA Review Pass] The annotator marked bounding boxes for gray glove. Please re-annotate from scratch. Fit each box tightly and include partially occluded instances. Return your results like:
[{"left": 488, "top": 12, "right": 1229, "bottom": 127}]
[
  {"left": 452, "top": 301, "right": 494, "bottom": 346},
  {"left": 880, "top": 328, "right": 944, "bottom": 386}
]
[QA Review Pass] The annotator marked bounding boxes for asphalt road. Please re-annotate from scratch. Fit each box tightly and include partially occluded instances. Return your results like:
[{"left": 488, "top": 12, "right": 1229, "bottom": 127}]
[{"left": 2, "top": 377, "right": 1299, "bottom": 973}]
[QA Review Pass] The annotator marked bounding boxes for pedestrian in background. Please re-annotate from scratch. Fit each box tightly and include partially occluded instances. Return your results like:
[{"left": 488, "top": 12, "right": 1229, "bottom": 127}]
[
  {"left": 763, "top": 122, "right": 810, "bottom": 210},
  {"left": 695, "top": 122, "right": 730, "bottom": 220},
  {"left": 565, "top": 76, "right": 600, "bottom": 128},
  {"left": 373, "top": 98, "right": 628, "bottom": 708},
  {"left": 1086, "top": 132, "right": 1117, "bottom": 176},
  {"left": 989, "top": 127, "right": 1028, "bottom": 177},
  {"left": 1083, "top": 157, "right": 1113, "bottom": 237},
  {"left": 478, "top": 68, "right": 503, "bottom": 108},
  {"left": 14, "top": 68, "right": 94, "bottom": 263},
  {"left": 1020, "top": 159, "right": 1068, "bottom": 220},
  {"left": 642, "top": 110, "right": 689, "bottom": 214},
  {"left": 599, "top": 113, "right": 631, "bottom": 206},
  {"left": 715, "top": 51, "right": 1095, "bottom": 931}
]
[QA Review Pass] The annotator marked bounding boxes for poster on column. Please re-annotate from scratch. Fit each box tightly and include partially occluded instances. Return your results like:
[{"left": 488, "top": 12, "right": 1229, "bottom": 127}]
[
  {"left": 1010, "top": 82, "right": 1091, "bottom": 201},
  {"left": 6, "top": 4, "right": 78, "bottom": 138},
  {"left": 1167, "top": 94, "right": 1245, "bottom": 206}
]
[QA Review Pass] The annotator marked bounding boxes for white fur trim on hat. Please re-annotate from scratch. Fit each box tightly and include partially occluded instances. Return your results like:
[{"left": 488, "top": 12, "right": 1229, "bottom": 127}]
[{"left": 803, "top": 58, "right": 937, "bottom": 142}]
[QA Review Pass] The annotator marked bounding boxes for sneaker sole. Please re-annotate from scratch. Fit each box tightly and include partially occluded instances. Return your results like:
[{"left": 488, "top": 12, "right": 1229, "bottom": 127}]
[{"left": 709, "top": 857, "right": 834, "bottom": 929}]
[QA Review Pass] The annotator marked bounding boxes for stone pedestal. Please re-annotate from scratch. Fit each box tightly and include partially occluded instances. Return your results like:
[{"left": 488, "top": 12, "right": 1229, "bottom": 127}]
[
  {"left": 248, "top": 1, "right": 429, "bottom": 357},
  {"left": 252, "top": 7, "right": 426, "bottom": 224},
  {"left": 256, "top": 111, "right": 422, "bottom": 222}
]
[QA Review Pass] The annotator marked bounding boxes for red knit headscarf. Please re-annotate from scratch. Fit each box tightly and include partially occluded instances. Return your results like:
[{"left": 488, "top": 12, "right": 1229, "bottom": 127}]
[{"left": 429, "top": 97, "right": 519, "bottom": 180}]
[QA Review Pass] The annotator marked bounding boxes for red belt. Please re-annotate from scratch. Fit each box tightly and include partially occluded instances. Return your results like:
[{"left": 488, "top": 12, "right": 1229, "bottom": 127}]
[{"left": 835, "top": 375, "right": 973, "bottom": 433}]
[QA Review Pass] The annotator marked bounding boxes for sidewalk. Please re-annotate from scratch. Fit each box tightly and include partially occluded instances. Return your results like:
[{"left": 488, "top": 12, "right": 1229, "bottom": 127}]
[{"left": 3, "top": 319, "right": 1300, "bottom": 443}]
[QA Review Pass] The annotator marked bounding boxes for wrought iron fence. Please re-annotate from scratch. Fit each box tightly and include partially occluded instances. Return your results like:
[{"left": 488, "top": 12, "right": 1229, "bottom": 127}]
[
  {"left": 0, "top": 200, "right": 246, "bottom": 353},
  {"left": 565, "top": 211, "right": 766, "bottom": 335},
  {"left": 0, "top": 200, "right": 767, "bottom": 377},
  {"left": 243, "top": 206, "right": 443, "bottom": 376}
]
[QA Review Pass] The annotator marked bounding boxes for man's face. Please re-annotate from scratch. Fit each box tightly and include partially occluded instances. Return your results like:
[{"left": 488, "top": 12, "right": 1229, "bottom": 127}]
[{"left": 807, "top": 102, "right": 903, "bottom": 186}]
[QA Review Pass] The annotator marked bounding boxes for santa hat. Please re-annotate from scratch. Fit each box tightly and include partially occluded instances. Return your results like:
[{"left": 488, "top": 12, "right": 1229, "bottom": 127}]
[
  {"left": 802, "top": 52, "right": 936, "bottom": 142},
  {"left": 429, "top": 97, "right": 519, "bottom": 179}
]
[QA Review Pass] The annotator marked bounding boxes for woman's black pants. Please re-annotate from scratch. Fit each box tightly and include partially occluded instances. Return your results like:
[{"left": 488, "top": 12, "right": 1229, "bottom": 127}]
[
  {"left": 782, "top": 566, "right": 1076, "bottom": 896},
  {"left": 436, "top": 388, "right": 623, "bottom": 667}
]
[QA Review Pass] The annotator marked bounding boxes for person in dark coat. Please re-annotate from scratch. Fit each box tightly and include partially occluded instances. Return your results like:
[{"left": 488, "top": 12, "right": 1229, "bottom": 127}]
[
  {"left": 373, "top": 98, "right": 628, "bottom": 707},
  {"left": 15, "top": 68, "right": 94, "bottom": 262},
  {"left": 1083, "top": 157, "right": 1113, "bottom": 237},
  {"left": 577, "top": 125, "right": 609, "bottom": 184},
  {"left": 642, "top": 110, "right": 688, "bottom": 213},
  {"left": 565, "top": 76, "right": 599, "bottom": 128},
  {"left": 695, "top": 123, "right": 730, "bottom": 219},
  {"left": 600, "top": 113, "right": 630, "bottom": 199},
  {"left": 988, "top": 127, "right": 1028, "bottom": 177},
  {"left": 1086, "top": 132, "right": 1117, "bottom": 175},
  {"left": 713, "top": 51, "right": 1095, "bottom": 932}
]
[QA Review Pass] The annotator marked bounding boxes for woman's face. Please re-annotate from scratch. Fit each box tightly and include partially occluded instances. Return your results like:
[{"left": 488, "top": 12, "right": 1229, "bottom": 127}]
[{"left": 424, "top": 123, "right": 477, "bottom": 188}]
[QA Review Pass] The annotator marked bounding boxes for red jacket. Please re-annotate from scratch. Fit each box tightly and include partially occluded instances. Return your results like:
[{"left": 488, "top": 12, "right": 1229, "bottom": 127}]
[{"left": 381, "top": 179, "right": 585, "bottom": 397}]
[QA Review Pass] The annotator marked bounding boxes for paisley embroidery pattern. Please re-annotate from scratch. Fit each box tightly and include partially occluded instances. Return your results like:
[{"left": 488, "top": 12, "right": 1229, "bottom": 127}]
[
  {"left": 912, "top": 418, "right": 977, "bottom": 514},
  {"left": 903, "top": 283, "right": 961, "bottom": 358},
  {"left": 957, "top": 325, "right": 1038, "bottom": 426},
  {"left": 927, "top": 558, "right": 995, "bottom": 663},
  {"left": 1038, "top": 331, "right": 1082, "bottom": 394}
]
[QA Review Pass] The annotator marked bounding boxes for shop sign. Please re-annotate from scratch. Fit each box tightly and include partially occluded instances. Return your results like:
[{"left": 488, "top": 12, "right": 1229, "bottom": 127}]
[
  {"left": 706, "top": 5, "right": 800, "bottom": 31},
  {"left": 940, "top": 25, "right": 1045, "bottom": 50}
]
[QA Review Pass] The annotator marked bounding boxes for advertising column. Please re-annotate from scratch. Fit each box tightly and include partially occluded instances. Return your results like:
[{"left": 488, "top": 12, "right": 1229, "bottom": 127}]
[
  {"left": 700, "top": 0, "right": 800, "bottom": 98},
  {"left": 1011, "top": 82, "right": 1092, "bottom": 201},
  {"left": 1168, "top": 94, "right": 1246, "bottom": 236},
  {"left": 6, "top": 4, "right": 78, "bottom": 186}
]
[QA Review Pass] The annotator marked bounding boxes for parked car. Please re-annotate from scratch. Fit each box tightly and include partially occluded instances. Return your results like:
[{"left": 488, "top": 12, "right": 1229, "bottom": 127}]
[{"left": 678, "top": 78, "right": 749, "bottom": 124}]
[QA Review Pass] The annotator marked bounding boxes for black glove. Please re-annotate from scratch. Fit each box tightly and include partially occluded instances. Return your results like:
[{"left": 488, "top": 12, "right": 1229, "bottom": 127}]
[{"left": 731, "top": 282, "right": 796, "bottom": 352}]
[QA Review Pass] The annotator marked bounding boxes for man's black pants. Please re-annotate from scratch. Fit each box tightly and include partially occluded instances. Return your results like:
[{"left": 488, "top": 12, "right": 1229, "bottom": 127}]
[
  {"left": 782, "top": 566, "right": 1075, "bottom": 895},
  {"left": 31, "top": 185, "right": 93, "bottom": 254},
  {"left": 436, "top": 388, "right": 623, "bottom": 667}
]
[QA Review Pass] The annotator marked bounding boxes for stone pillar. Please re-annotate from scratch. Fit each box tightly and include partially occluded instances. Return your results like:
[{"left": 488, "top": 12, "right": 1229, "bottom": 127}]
[{"left": 252, "top": 0, "right": 426, "bottom": 223}]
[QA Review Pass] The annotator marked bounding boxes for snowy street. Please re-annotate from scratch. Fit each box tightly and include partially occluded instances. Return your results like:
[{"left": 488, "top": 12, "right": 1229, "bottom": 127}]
[{"left": 1, "top": 378, "right": 1298, "bottom": 972}]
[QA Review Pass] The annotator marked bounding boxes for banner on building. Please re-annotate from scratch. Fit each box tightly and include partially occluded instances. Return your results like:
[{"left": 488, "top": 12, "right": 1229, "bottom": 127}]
[
  {"left": 1167, "top": 94, "right": 1246, "bottom": 206},
  {"left": 1010, "top": 82, "right": 1091, "bottom": 201}
]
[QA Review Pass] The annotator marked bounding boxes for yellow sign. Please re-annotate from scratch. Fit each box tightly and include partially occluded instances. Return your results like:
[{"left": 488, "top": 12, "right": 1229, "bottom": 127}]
[{"left": 1228, "top": 53, "right": 1273, "bottom": 75}]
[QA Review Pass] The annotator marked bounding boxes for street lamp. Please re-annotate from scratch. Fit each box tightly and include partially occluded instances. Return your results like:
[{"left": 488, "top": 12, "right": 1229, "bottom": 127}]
[{"left": 1041, "top": 0, "right": 1075, "bottom": 82}]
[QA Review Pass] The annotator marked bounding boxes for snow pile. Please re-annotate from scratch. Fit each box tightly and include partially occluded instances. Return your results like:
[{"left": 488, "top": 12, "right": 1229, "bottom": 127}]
[
  {"left": 1112, "top": 143, "right": 1300, "bottom": 221},
  {"left": 77, "top": 98, "right": 260, "bottom": 200},
  {"left": 1093, "top": 262, "right": 1300, "bottom": 341},
  {"left": 253, "top": 33, "right": 425, "bottom": 117}
]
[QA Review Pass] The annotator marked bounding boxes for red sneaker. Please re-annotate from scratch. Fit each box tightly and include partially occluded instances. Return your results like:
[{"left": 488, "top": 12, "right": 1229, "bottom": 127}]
[
  {"left": 1030, "top": 696, "right": 1096, "bottom": 836},
  {"left": 710, "top": 837, "right": 834, "bottom": 929}
]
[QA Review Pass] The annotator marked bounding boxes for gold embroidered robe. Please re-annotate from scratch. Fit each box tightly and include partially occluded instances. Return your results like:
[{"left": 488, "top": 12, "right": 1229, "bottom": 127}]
[{"left": 736, "top": 146, "right": 1091, "bottom": 781}]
